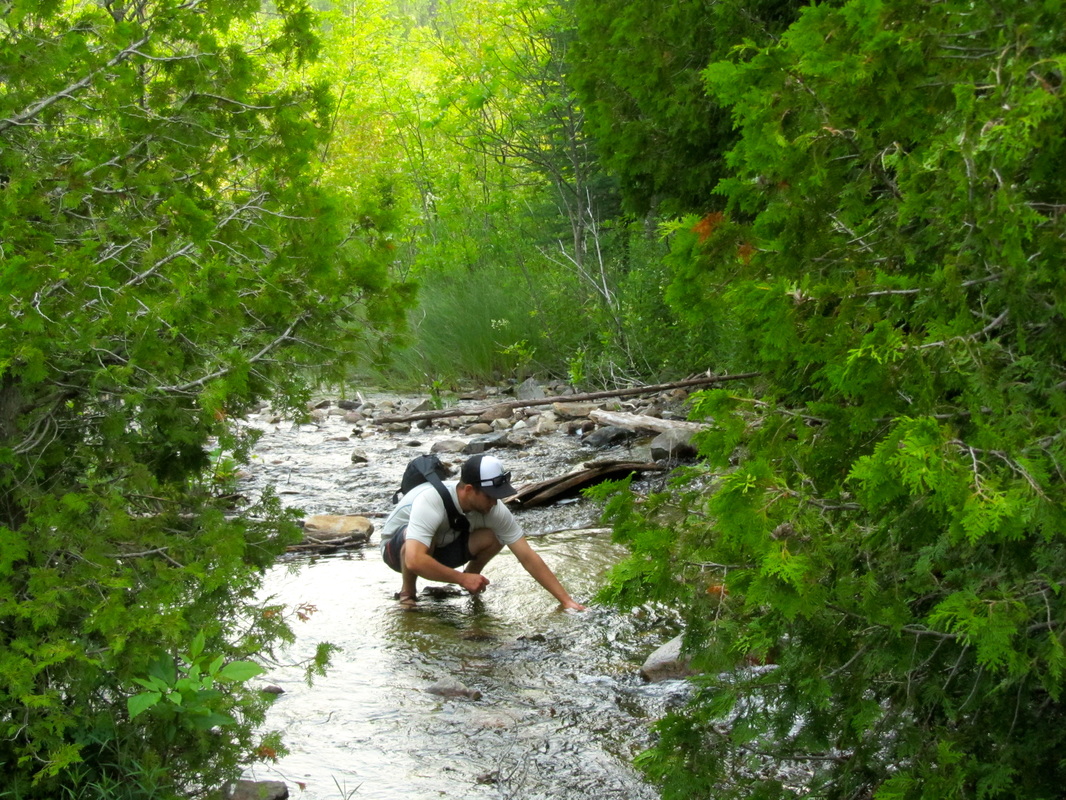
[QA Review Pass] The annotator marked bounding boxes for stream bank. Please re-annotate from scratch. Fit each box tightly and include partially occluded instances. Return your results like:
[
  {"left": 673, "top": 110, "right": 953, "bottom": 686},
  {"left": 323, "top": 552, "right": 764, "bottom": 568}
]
[{"left": 233, "top": 385, "right": 695, "bottom": 799}]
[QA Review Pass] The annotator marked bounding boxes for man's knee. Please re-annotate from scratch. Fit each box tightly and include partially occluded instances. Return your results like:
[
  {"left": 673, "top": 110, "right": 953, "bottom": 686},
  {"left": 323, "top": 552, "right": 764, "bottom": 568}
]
[{"left": 468, "top": 527, "right": 503, "bottom": 558}]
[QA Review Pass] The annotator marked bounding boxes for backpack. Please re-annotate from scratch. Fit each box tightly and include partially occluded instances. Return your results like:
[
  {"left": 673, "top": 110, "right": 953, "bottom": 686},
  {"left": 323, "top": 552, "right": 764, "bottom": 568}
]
[{"left": 392, "top": 454, "right": 470, "bottom": 534}]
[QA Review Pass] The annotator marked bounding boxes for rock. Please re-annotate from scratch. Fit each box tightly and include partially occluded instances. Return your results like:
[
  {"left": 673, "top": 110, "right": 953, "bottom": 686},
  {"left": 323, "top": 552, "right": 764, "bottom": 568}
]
[
  {"left": 224, "top": 780, "right": 289, "bottom": 800},
  {"left": 516, "top": 377, "right": 546, "bottom": 401},
  {"left": 343, "top": 410, "right": 364, "bottom": 424},
  {"left": 552, "top": 401, "right": 600, "bottom": 419},
  {"left": 533, "top": 410, "right": 559, "bottom": 435},
  {"left": 650, "top": 428, "right": 698, "bottom": 460},
  {"left": 581, "top": 425, "right": 633, "bottom": 448},
  {"left": 640, "top": 635, "right": 694, "bottom": 682},
  {"left": 337, "top": 399, "right": 361, "bottom": 410},
  {"left": 350, "top": 448, "right": 369, "bottom": 464},
  {"left": 463, "top": 423, "right": 494, "bottom": 435},
  {"left": 478, "top": 404, "right": 513, "bottom": 422},
  {"left": 403, "top": 398, "right": 433, "bottom": 414},
  {"left": 463, "top": 431, "right": 522, "bottom": 454},
  {"left": 490, "top": 417, "right": 512, "bottom": 431},
  {"left": 427, "top": 676, "right": 481, "bottom": 700},
  {"left": 301, "top": 515, "right": 373, "bottom": 544},
  {"left": 309, "top": 399, "right": 330, "bottom": 410},
  {"left": 382, "top": 422, "right": 410, "bottom": 433},
  {"left": 261, "top": 685, "right": 285, "bottom": 695},
  {"left": 430, "top": 439, "right": 468, "bottom": 454}
]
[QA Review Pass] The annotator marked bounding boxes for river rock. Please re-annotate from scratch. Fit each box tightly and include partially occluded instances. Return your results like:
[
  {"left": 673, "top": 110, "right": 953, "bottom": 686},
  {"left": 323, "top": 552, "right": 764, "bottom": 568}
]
[
  {"left": 478, "top": 404, "right": 513, "bottom": 422},
  {"left": 431, "top": 439, "right": 468, "bottom": 454},
  {"left": 490, "top": 417, "right": 513, "bottom": 431},
  {"left": 581, "top": 425, "right": 633, "bottom": 448},
  {"left": 533, "top": 410, "right": 559, "bottom": 435},
  {"left": 350, "top": 448, "right": 369, "bottom": 464},
  {"left": 640, "top": 635, "right": 694, "bottom": 682},
  {"left": 427, "top": 676, "right": 481, "bottom": 700},
  {"left": 343, "top": 410, "right": 364, "bottom": 423},
  {"left": 224, "top": 780, "right": 288, "bottom": 800},
  {"left": 463, "top": 431, "right": 524, "bottom": 454},
  {"left": 463, "top": 422, "right": 494, "bottom": 435},
  {"left": 516, "top": 377, "right": 546, "bottom": 401},
  {"left": 552, "top": 401, "right": 600, "bottom": 419},
  {"left": 301, "top": 514, "right": 373, "bottom": 544},
  {"left": 337, "top": 399, "right": 361, "bottom": 410},
  {"left": 650, "top": 428, "right": 698, "bottom": 460}
]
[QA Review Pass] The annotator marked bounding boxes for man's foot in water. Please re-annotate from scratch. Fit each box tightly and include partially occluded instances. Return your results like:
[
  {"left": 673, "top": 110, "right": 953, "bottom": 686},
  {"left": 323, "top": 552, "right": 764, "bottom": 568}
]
[{"left": 394, "top": 590, "right": 417, "bottom": 606}]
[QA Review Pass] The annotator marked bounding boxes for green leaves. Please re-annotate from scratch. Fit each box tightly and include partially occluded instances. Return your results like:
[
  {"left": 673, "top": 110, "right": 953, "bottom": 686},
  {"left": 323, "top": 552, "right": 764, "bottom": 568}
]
[{"left": 593, "top": 1, "right": 1066, "bottom": 798}]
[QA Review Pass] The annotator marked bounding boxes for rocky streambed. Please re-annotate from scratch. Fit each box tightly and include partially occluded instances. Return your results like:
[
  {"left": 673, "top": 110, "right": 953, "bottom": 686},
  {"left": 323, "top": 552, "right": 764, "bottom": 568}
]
[{"left": 230, "top": 381, "right": 698, "bottom": 800}]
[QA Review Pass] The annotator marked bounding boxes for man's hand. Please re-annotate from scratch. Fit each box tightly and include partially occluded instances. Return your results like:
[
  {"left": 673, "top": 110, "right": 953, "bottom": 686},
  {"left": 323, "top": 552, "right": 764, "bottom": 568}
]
[
  {"left": 560, "top": 599, "right": 587, "bottom": 611},
  {"left": 457, "top": 572, "right": 490, "bottom": 594}
]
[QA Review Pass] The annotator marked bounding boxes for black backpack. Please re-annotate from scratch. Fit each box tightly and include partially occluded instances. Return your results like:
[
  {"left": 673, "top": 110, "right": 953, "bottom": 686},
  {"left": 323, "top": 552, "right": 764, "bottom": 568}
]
[{"left": 392, "top": 454, "right": 470, "bottom": 534}]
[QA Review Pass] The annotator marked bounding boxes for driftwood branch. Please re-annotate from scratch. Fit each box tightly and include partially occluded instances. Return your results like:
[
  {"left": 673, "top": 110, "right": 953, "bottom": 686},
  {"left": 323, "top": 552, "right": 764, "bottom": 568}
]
[
  {"left": 376, "top": 372, "right": 759, "bottom": 423},
  {"left": 506, "top": 459, "right": 666, "bottom": 509},
  {"left": 588, "top": 409, "right": 705, "bottom": 434}
]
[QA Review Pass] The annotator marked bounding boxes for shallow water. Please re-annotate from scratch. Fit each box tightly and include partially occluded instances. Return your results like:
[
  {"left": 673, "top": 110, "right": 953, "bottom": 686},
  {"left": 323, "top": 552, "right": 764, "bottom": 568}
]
[{"left": 236, "top": 398, "right": 685, "bottom": 799}]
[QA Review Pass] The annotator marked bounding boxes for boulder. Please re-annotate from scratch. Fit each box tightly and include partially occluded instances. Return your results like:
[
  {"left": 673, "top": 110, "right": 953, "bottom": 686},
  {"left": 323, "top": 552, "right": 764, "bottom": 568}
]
[
  {"left": 349, "top": 448, "right": 369, "bottom": 464},
  {"left": 516, "top": 377, "right": 546, "bottom": 401},
  {"left": 430, "top": 439, "right": 468, "bottom": 454},
  {"left": 581, "top": 425, "right": 633, "bottom": 448},
  {"left": 640, "top": 635, "right": 694, "bottom": 682},
  {"left": 552, "top": 401, "right": 600, "bottom": 419},
  {"left": 427, "top": 676, "right": 481, "bottom": 700},
  {"left": 650, "top": 428, "right": 698, "bottom": 461},
  {"left": 301, "top": 515, "right": 373, "bottom": 544}
]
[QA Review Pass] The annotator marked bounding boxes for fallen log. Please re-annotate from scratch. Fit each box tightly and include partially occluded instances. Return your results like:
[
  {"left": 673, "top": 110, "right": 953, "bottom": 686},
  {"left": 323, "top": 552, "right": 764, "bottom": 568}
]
[
  {"left": 587, "top": 409, "right": 705, "bottom": 434},
  {"left": 375, "top": 372, "right": 759, "bottom": 424},
  {"left": 506, "top": 459, "right": 665, "bottom": 509}
]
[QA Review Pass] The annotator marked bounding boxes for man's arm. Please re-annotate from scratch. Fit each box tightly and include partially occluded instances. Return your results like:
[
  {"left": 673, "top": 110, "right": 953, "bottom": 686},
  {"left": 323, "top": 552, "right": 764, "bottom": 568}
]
[
  {"left": 507, "top": 537, "right": 586, "bottom": 610},
  {"left": 403, "top": 539, "right": 489, "bottom": 594}
]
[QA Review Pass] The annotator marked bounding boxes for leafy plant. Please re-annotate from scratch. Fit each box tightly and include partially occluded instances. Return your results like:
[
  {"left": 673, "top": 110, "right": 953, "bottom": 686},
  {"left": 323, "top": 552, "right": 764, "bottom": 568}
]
[
  {"left": 597, "top": 1, "right": 1066, "bottom": 798},
  {"left": 127, "top": 632, "right": 264, "bottom": 731}
]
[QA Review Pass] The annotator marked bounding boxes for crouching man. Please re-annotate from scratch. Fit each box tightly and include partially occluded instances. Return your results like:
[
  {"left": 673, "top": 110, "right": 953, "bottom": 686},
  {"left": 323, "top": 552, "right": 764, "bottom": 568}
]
[{"left": 380, "top": 454, "right": 586, "bottom": 610}]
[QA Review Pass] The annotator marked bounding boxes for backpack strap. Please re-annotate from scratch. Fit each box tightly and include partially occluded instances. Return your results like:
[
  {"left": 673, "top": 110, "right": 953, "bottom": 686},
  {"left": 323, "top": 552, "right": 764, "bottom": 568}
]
[{"left": 422, "top": 470, "right": 470, "bottom": 535}]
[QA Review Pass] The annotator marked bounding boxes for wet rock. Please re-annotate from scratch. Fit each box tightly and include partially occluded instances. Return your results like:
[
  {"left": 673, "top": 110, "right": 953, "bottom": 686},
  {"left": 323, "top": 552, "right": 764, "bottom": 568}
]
[
  {"left": 309, "top": 399, "right": 331, "bottom": 410},
  {"left": 650, "top": 429, "right": 698, "bottom": 460},
  {"left": 581, "top": 425, "right": 633, "bottom": 448},
  {"left": 463, "top": 431, "right": 521, "bottom": 454},
  {"left": 337, "top": 399, "right": 361, "bottom": 410},
  {"left": 301, "top": 514, "right": 373, "bottom": 544},
  {"left": 343, "top": 410, "right": 364, "bottom": 424},
  {"left": 430, "top": 439, "right": 468, "bottom": 454},
  {"left": 640, "top": 635, "right": 694, "bottom": 682},
  {"left": 463, "top": 423, "right": 494, "bottom": 435},
  {"left": 427, "top": 676, "right": 482, "bottom": 700},
  {"left": 382, "top": 422, "right": 410, "bottom": 433},
  {"left": 224, "top": 780, "right": 288, "bottom": 800},
  {"left": 350, "top": 448, "right": 369, "bottom": 464},
  {"left": 490, "top": 417, "right": 513, "bottom": 431},
  {"left": 261, "top": 684, "right": 285, "bottom": 695}
]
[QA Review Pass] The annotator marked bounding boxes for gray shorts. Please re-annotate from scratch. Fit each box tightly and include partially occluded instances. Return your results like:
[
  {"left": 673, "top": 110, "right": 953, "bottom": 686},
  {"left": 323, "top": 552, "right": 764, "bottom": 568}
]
[{"left": 382, "top": 526, "right": 472, "bottom": 573}]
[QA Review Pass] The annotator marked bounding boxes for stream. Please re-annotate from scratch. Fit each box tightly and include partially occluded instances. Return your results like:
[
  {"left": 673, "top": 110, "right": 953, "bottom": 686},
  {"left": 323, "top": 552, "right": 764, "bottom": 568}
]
[{"left": 234, "top": 393, "right": 687, "bottom": 799}]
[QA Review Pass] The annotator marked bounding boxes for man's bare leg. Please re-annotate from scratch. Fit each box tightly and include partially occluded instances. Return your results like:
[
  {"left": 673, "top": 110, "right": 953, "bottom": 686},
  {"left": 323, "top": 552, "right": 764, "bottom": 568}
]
[
  {"left": 464, "top": 528, "right": 503, "bottom": 575},
  {"left": 396, "top": 541, "right": 418, "bottom": 604}
]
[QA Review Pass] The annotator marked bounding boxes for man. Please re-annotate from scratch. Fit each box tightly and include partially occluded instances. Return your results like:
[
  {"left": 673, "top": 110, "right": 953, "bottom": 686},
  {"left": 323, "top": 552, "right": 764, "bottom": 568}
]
[{"left": 380, "top": 454, "right": 586, "bottom": 610}]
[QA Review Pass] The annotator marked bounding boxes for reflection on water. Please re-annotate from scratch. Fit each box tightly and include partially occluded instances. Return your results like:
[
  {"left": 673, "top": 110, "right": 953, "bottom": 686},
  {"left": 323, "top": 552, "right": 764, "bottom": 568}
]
[{"left": 245, "top": 532, "right": 683, "bottom": 799}]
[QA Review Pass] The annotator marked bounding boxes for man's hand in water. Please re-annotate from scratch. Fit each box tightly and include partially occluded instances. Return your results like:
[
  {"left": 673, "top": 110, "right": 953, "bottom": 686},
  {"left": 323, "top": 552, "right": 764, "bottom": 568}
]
[
  {"left": 457, "top": 572, "right": 490, "bottom": 594},
  {"left": 561, "top": 599, "right": 587, "bottom": 611}
]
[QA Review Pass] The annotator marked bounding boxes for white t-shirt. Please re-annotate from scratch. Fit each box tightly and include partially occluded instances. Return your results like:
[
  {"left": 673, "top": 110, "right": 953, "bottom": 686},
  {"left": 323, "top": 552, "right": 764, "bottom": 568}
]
[{"left": 379, "top": 481, "right": 523, "bottom": 553}]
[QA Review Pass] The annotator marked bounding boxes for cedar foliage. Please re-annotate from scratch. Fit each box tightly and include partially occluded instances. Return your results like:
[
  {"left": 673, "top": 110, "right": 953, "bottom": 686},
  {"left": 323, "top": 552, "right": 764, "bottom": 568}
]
[
  {"left": 0, "top": 1, "right": 404, "bottom": 796},
  {"left": 593, "top": 1, "right": 1066, "bottom": 798}
]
